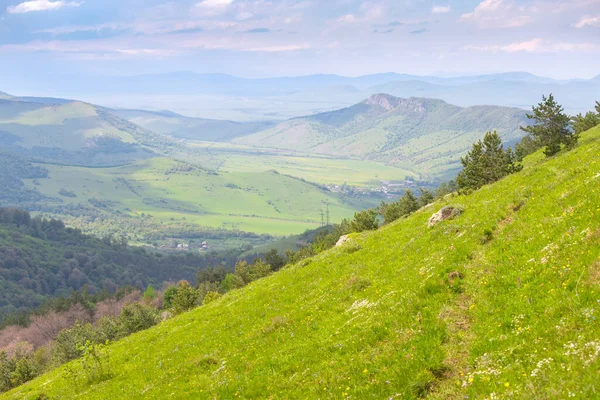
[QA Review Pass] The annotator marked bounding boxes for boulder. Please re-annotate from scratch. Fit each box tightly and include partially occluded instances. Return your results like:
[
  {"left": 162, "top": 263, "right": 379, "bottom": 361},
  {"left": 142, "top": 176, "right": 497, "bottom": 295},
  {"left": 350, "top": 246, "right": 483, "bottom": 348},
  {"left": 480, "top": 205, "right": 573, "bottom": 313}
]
[
  {"left": 428, "top": 206, "right": 463, "bottom": 227},
  {"left": 336, "top": 235, "right": 351, "bottom": 247}
]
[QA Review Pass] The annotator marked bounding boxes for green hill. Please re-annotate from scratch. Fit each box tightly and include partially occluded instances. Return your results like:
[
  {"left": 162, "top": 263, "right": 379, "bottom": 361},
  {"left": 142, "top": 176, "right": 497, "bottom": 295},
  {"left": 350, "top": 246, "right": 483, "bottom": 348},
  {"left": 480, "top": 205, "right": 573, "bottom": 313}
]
[
  {"left": 110, "top": 109, "right": 274, "bottom": 142},
  {"left": 6, "top": 125, "right": 600, "bottom": 398},
  {"left": 235, "top": 94, "right": 529, "bottom": 180},
  {"left": 0, "top": 99, "right": 154, "bottom": 167}
]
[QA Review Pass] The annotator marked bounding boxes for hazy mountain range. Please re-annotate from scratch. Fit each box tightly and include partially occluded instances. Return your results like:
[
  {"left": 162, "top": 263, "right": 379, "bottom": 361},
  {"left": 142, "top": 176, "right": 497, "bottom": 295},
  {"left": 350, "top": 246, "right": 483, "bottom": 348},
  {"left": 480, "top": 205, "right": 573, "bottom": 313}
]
[{"left": 8, "top": 72, "right": 598, "bottom": 121}]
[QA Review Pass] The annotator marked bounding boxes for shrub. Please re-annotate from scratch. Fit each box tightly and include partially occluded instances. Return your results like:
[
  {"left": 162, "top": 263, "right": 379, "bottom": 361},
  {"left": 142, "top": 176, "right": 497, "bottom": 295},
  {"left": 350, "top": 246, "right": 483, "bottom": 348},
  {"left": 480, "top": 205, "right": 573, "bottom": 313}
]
[
  {"left": 118, "top": 303, "right": 159, "bottom": 335},
  {"left": 162, "top": 286, "right": 178, "bottom": 309},
  {"left": 170, "top": 282, "right": 201, "bottom": 315},
  {"left": 220, "top": 273, "right": 245, "bottom": 292},
  {"left": 203, "top": 292, "right": 221, "bottom": 305},
  {"left": 235, "top": 259, "right": 271, "bottom": 285},
  {"left": 94, "top": 316, "right": 122, "bottom": 343},
  {"left": 52, "top": 322, "right": 97, "bottom": 365}
]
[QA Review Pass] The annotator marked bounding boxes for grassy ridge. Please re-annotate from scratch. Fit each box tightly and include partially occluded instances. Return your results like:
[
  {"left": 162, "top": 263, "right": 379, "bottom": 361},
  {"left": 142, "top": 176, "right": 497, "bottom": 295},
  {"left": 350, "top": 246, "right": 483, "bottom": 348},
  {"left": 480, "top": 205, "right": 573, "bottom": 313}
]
[{"left": 6, "top": 126, "right": 599, "bottom": 398}]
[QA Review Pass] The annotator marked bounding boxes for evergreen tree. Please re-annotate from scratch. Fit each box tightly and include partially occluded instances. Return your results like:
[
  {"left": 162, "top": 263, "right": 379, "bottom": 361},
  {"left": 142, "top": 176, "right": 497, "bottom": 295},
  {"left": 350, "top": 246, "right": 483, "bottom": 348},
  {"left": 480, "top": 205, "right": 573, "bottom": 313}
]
[
  {"left": 572, "top": 111, "right": 600, "bottom": 135},
  {"left": 456, "top": 131, "right": 522, "bottom": 191},
  {"left": 265, "top": 249, "right": 285, "bottom": 271},
  {"left": 520, "top": 94, "right": 576, "bottom": 157},
  {"left": 418, "top": 188, "right": 435, "bottom": 208},
  {"left": 397, "top": 189, "right": 419, "bottom": 215},
  {"left": 596, "top": 101, "right": 600, "bottom": 114},
  {"left": 350, "top": 209, "right": 379, "bottom": 232}
]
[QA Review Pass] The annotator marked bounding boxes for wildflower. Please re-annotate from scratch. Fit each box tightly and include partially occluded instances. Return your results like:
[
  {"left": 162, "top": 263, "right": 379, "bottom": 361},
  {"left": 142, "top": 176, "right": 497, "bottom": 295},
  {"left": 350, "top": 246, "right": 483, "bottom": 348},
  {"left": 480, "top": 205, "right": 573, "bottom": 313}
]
[{"left": 504, "top": 382, "right": 510, "bottom": 388}]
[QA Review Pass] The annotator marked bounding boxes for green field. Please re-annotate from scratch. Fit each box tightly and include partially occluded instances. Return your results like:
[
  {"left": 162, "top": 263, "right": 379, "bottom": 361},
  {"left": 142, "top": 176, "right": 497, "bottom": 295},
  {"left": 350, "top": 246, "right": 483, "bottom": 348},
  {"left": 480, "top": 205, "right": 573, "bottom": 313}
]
[
  {"left": 189, "top": 141, "right": 417, "bottom": 185},
  {"left": 7, "top": 125, "right": 600, "bottom": 399},
  {"left": 27, "top": 157, "right": 380, "bottom": 236}
]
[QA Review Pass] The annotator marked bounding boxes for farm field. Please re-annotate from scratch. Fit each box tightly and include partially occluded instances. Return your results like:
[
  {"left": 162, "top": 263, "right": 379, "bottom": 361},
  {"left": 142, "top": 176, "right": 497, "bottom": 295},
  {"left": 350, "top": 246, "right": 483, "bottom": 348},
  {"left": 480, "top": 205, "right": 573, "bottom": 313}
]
[
  {"left": 25, "top": 156, "right": 383, "bottom": 237},
  {"left": 189, "top": 141, "right": 417, "bottom": 186}
]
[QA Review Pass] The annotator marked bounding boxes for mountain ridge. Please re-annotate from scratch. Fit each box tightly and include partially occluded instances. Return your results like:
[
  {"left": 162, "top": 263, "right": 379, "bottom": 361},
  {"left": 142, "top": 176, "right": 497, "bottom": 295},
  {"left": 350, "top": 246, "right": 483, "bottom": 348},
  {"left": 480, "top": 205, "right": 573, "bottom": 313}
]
[{"left": 235, "top": 94, "right": 529, "bottom": 180}]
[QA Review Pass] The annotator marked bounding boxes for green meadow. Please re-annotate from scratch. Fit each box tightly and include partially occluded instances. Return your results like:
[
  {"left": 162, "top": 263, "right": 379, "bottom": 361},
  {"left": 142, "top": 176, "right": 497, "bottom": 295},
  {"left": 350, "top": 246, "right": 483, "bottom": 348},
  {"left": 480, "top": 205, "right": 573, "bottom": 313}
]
[
  {"left": 7, "top": 124, "right": 600, "bottom": 399},
  {"left": 27, "top": 156, "right": 384, "bottom": 236}
]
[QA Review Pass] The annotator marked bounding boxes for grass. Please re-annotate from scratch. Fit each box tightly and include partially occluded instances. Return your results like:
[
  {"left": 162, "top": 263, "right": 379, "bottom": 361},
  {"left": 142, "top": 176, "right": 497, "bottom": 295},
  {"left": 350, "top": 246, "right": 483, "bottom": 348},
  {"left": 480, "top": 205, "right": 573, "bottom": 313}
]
[
  {"left": 27, "top": 157, "right": 370, "bottom": 236},
  {"left": 7, "top": 126, "right": 600, "bottom": 399},
  {"left": 0, "top": 102, "right": 137, "bottom": 151}
]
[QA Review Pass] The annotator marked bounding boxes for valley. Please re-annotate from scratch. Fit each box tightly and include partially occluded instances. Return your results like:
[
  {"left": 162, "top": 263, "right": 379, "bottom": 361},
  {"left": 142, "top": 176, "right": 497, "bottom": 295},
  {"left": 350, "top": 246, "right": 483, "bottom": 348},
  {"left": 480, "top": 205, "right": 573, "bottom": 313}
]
[{"left": 1, "top": 91, "right": 528, "bottom": 251}]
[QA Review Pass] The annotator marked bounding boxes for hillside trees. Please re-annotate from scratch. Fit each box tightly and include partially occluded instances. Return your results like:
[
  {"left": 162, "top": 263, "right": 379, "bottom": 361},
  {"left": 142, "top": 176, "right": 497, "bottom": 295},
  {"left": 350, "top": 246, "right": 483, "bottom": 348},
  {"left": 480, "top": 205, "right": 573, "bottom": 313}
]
[
  {"left": 572, "top": 101, "right": 600, "bottom": 135},
  {"left": 456, "top": 131, "right": 522, "bottom": 191},
  {"left": 350, "top": 209, "right": 379, "bottom": 232},
  {"left": 520, "top": 94, "right": 577, "bottom": 156},
  {"left": 379, "top": 190, "right": 423, "bottom": 225}
]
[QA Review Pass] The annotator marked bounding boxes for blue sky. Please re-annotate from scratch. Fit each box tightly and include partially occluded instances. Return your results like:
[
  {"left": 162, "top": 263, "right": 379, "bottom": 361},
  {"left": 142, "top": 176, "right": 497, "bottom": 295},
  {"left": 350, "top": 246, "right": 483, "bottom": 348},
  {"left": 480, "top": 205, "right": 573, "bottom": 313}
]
[{"left": 0, "top": 0, "right": 599, "bottom": 81}]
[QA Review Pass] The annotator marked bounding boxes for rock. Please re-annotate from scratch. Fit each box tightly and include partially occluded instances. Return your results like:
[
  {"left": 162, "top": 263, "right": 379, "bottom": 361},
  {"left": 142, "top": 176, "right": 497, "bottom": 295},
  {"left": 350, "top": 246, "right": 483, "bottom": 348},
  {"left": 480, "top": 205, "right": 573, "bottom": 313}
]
[
  {"left": 336, "top": 235, "right": 351, "bottom": 247},
  {"left": 428, "top": 206, "right": 463, "bottom": 227}
]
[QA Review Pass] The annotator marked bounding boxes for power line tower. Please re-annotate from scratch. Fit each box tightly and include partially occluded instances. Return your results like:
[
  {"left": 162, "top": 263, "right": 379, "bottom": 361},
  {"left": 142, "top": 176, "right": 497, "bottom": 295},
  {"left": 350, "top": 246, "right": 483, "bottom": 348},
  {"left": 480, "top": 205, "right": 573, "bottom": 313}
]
[
  {"left": 326, "top": 201, "right": 330, "bottom": 228},
  {"left": 320, "top": 209, "right": 325, "bottom": 227}
]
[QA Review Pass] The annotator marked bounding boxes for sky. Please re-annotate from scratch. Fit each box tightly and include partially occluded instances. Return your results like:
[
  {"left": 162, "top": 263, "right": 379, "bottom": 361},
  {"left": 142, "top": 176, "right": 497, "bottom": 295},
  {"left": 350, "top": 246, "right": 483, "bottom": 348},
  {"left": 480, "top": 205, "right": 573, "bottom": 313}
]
[{"left": 0, "top": 0, "right": 599, "bottom": 82}]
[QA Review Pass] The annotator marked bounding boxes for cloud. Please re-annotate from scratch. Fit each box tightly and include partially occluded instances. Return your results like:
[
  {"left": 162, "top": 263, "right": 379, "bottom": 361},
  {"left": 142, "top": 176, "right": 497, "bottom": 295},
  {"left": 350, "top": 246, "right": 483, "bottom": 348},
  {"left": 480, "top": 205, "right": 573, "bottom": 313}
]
[
  {"left": 243, "top": 44, "right": 310, "bottom": 52},
  {"left": 409, "top": 28, "right": 428, "bottom": 34},
  {"left": 196, "top": 0, "right": 233, "bottom": 8},
  {"left": 246, "top": 28, "right": 271, "bottom": 33},
  {"left": 7, "top": 0, "right": 81, "bottom": 14},
  {"left": 432, "top": 5, "right": 451, "bottom": 14},
  {"left": 337, "top": 14, "right": 357, "bottom": 23},
  {"left": 194, "top": 0, "right": 233, "bottom": 15},
  {"left": 461, "top": 0, "right": 532, "bottom": 28},
  {"left": 466, "top": 38, "right": 597, "bottom": 53},
  {"left": 574, "top": 15, "right": 600, "bottom": 27}
]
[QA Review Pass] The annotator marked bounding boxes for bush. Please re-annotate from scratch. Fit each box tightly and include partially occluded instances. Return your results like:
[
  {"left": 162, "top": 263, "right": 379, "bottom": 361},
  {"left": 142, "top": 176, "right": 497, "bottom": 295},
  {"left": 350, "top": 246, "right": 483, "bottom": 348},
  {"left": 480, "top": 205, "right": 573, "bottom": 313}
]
[
  {"left": 220, "top": 273, "right": 245, "bottom": 292},
  {"left": 203, "top": 292, "right": 221, "bottom": 305},
  {"left": 118, "top": 303, "right": 159, "bottom": 335},
  {"left": 162, "top": 286, "right": 178, "bottom": 309},
  {"left": 234, "top": 259, "right": 271, "bottom": 285},
  {"left": 53, "top": 322, "right": 97, "bottom": 365},
  {"left": 170, "top": 282, "right": 201, "bottom": 315}
]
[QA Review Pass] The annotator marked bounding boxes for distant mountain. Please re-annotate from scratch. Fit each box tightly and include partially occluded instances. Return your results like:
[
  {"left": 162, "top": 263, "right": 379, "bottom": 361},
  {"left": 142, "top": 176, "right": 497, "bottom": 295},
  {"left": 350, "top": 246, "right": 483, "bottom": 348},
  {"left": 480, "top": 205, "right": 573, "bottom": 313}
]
[
  {"left": 110, "top": 108, "right": 275, "bottom": 142},
  {"left": 0, "top": 91, "right": 15, "bottom": 100},
  {"left": 0, "top": 98, "right": 154, "bottom": 167},
  {"left": 235, "top": 94, "right": 529, "bottom": 180},
  {"left": 7, "top": 72, "right": 598, "bottom": 119}
]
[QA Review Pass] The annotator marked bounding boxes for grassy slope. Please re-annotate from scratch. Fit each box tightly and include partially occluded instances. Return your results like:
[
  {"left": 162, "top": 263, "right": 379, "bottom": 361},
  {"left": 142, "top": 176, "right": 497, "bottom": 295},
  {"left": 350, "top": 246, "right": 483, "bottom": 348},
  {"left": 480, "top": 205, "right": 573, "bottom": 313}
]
[
  {"left": 27, "top": 157, "right": 368, "bottom": 235},
  {"left": 0, "top": 102, "right": 136, "bottom": 151},
  {"left": 7, "top": 127, "right": 600, "bottom": 399}
]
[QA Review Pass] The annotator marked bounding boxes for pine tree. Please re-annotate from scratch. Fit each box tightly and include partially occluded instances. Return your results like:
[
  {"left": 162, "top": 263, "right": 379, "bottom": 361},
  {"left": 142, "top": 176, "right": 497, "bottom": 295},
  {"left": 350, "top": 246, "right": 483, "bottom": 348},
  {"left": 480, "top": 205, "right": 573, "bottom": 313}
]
[
  {"left": 456, "top": 131, "right": 522, "bottom": 191},
  {"left": 596, "top": 101, "right": 600, "bottom": 114},
  {"left": 520, "top": 94, "right": 576, "bottom": 157},
  {"left": 572, "top": 111, "right": 600, "bottom": 135},
  {"left": 418, "top": 188, "right": 435, "bottom": 208},
  {"left": 398, "top": 189, "right": 419, "bottom": 215},
  {"left": 350, "top": 209, "right": 378, "bottom": 232}
]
